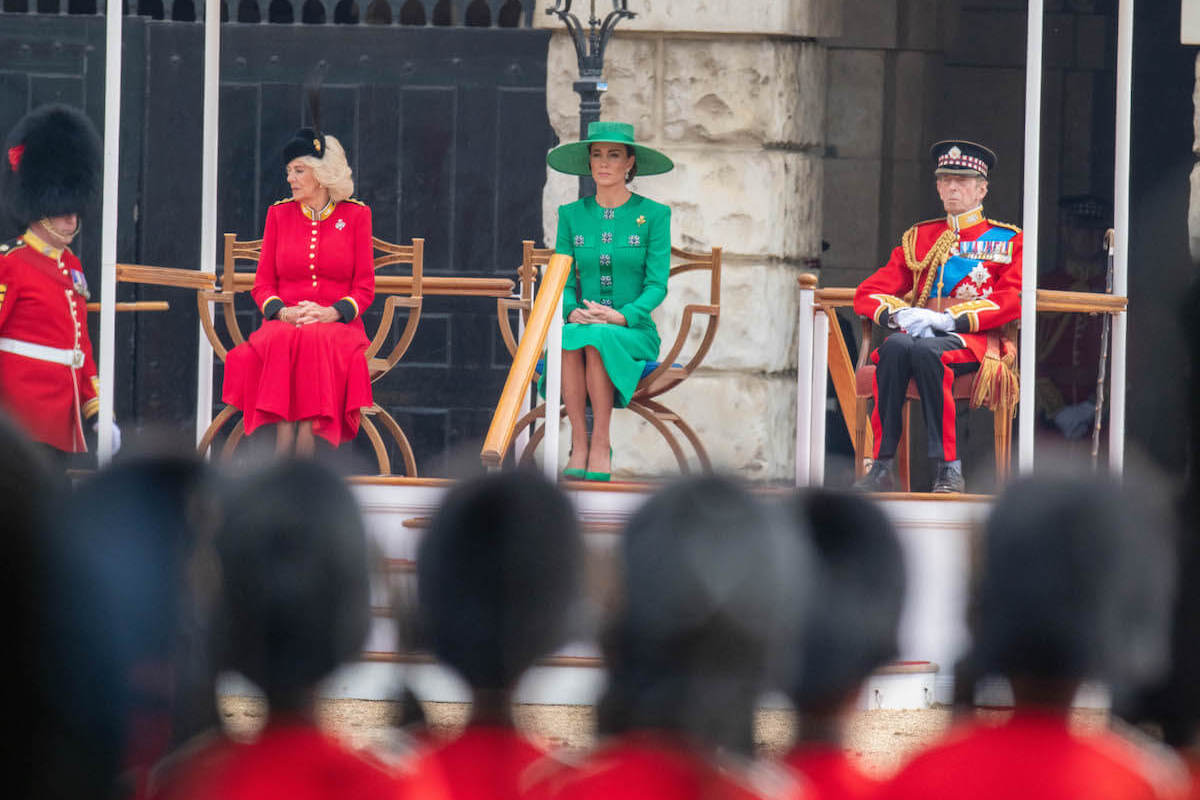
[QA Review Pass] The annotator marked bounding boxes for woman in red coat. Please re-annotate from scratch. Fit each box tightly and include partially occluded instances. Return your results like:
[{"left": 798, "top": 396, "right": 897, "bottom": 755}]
[{"left": 222, "top": 128, "right": 374, "bottom": 454}]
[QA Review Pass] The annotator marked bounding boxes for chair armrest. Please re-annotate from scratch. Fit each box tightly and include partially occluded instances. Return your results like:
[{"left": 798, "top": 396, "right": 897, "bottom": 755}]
[
  {"left": 496, "top": 296, "right": 531, "bottom": 361},
  {"left": 640, "top": 303, "right": 719, "bottom": 396},
  {"left": 856, "top": 316, "right": 873, "bottom": 370},
  {"left": 365, "top": 295, "right": 422, "bottom": 380}
]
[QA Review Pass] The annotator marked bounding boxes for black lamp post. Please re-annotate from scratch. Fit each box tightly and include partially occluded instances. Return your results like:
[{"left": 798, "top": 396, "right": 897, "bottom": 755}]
[{"left": 546, "top": 0, "right": 636, "bottom": 197}]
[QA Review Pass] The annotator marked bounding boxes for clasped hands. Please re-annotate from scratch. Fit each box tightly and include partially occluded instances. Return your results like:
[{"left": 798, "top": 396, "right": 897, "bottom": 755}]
[
  {"left": 568, "top": 299, "right": 626, "bottom": 327},
  {"left": 894, "top": 307, "right": 954, "bottom": 338},
  {"left": 280, "top": 301, "right": 339, "bottom": 325}
]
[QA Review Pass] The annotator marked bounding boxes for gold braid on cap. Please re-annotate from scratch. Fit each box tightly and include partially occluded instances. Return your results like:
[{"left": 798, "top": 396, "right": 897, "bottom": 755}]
[{"left": 901, "top": 226, "right": 957, "bottom": 308}]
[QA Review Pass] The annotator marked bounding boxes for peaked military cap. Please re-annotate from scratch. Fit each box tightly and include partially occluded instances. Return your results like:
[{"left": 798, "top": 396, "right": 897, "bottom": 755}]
[{"left": 931, "top": 139, "right": 997, "bottom": 178}]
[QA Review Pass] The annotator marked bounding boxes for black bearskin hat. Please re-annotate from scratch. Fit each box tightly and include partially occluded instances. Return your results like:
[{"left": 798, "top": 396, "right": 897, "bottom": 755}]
[
  {"left": 214, "top": 460, "right": 371, "bottom": 711},
  {"left": 786, "top": 490, "right": 906, "bottom": 712},
  {"left": 597, "top": 476, "right": 809, "bottom": 756},
  {"left": 973, "top": 475, "right": 1175, "bottom": 692},
  {"left": 2, "top": 104, "right": 103, "bottom": 226},
  {"left": 417, "top": 471, "right": 582, "bottom": 691}
]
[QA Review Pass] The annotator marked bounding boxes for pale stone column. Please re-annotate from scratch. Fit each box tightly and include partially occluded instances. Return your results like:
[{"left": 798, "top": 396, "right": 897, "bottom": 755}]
[{"left": 535, "top": 0, "right": 840, "bottom": 482}]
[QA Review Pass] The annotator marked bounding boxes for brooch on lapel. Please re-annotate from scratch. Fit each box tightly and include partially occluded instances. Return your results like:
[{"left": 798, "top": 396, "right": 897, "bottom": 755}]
[
  {"left": 636, "top": 215, "right": 646, "bottom": 226},
  {"left": 335, "top": 218, "right": 346, "bottom": 231}
]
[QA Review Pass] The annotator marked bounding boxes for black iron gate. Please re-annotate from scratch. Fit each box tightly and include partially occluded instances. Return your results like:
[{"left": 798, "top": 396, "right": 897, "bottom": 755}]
[{"left": 0, "top": 9, "right": 555, "bottom": 474}]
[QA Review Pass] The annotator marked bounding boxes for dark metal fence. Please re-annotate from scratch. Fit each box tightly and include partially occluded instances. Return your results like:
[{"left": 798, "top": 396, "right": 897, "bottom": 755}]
[{"left": 0, "top": 0, "right": 535, "bottom": 27}]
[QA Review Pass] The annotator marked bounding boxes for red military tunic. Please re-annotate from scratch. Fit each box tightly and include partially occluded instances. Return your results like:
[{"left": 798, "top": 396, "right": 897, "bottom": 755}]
[
  {"left": 221, "top": 197, "right": 375, "bottom": 446},
  {"left": 782, "top": 746, "right": 882, "bottom": 800},
  {"left": 853, "top": 208, "right": 1023, "bottom": 462},
  {"left": 853, "top": 208, "right": 1023, "bottom": 360},
  {"left": 409, "top": 725, "right": 549, "bottom": 800},
  {"left": 537, "top": 733, "right": 806, "bottom": 800},
  {"left": 0, "top": 229, "right": 99, "bottom": 451},
  {"left": 877, "top": 712, "right": 1188, "bottom": 800},
  {"left": 149, "top": 723, "right": 401, "bottom": 800}
]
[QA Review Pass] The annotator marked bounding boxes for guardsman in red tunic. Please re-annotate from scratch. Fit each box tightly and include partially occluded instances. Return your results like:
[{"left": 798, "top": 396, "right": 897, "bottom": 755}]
[
  {"left": 409, "top": 472, "right": 583, "bottom": 800},
  {"left": 780, "top": 490, "right": 906, "bottom": 800},
  {"left": 853, "top": 140, "right": 1021, "bottom": 493},
  {"left": 0, "top": 104, "right": 108, "bottom": 454},
  {"left": 878, "top": 477, "right": 1187, "bottom": 800}
]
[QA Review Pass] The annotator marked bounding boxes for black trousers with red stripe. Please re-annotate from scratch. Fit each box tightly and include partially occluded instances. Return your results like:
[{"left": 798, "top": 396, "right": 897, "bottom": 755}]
[{"left": 871, "top": 332, "right": 979, "bottom": 462}]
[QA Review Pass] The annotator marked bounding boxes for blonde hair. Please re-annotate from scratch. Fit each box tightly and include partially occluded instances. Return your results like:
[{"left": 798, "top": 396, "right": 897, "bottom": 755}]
[{"left": 297, "top": 134, "right": 354, "bottom": 203}]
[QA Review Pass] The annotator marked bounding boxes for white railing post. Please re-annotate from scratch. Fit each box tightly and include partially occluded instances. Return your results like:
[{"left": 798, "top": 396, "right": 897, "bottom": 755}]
[
  {"left": 810, "top": 309, "right": 829, "bottom": 487},
  {"left": 195, "top": 0, "right": 221, "bottom": 446},
  {"left": 96, "top": 0, "right": 123, "bottom": 464},
  {"left": 1108, "top": 0, "right": 1134, "bottom": 477},
  {"left": 795, "top": 275, "right": 817, "bottom": 486},
  {"left": 1017, "top": 0, "right": 1045, "bottom": 474},
  {"left": 542, "top": 270, "right": 564, "bottom": 482}
]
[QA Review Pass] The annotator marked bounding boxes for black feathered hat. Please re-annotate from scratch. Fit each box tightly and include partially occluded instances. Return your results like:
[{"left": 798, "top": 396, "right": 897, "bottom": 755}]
[
  {"left": 282, "top": 127, "right": 326, "bottom": 165},
  {"left": 2, "top": 104, "right": 103, "bottom": 226},
  {"left": 417, "top": 471, "right": 582, "bottom": 691},
  {"left": 787, "top": 490, "right": 906, "bottom": 713}
]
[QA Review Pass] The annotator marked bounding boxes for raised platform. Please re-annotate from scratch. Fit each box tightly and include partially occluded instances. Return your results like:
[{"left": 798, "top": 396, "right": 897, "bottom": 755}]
[{"left": 281, "top": 479, "right": 989, "bottom": 709}]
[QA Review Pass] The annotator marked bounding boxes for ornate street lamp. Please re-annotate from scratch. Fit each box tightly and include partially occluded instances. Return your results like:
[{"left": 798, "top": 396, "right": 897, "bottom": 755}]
[{"left": 546, "top": 0, "right": 636, "bottom": 196}]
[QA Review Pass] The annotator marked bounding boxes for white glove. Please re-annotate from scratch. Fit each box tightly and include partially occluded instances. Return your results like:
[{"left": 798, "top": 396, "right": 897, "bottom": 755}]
[
  {"left": 92, "top": 419, "right": 122, "bottom": 453},
  {"left": 928, "top": 311, "right": 955, "bottom": 334},
  {"left": 892, "top": 307, "right": 921, "bottom": 331}
]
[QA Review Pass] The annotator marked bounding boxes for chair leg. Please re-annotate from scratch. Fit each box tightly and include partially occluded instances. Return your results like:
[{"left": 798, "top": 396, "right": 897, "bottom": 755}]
[
  {"left": 994, "top": 410, "right": 1013, "bottom": 485},
  {"left": 359, "top": 412, "right": 392, "bottom": 476},
  {"left": 369, "top": 404, "right": 418, "bottom": 478},
  {"left": 197, "top": 405, "right": 240, "bottom": 459},
  {"left": 513, "top": 403, "right": 549, "bottom": 467},
  {"left": 625, "top": 400, "right": 690, "bottom": 474},
  {"left": 221, "top": 418, "right": 247, "bottom": 461},
  {"left": 637, "top": 398, "right": 711, "bottom": 472},
  {"left": 897, "top": 402, "right": 911, "bottom": 492},
  {"left": 854, "top": 398, "right": 870, "bottom": 479}
]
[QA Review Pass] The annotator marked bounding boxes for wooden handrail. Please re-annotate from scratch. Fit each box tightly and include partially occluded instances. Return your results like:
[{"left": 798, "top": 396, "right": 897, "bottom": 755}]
[
  {"left": 219, "top": 272, "right": 514, "bottom": 297},
  {"left": 480, "top": 253, "right": 572, "bottom": 467},
  {"left": 85, "top": 301, "right": 169, "bottom": 312},
  {"left": 812, "top": 283, "right": 1128, "bottom": 314},
  {"left": 115, "top": 263, "right": 216, "bottom": 289}
]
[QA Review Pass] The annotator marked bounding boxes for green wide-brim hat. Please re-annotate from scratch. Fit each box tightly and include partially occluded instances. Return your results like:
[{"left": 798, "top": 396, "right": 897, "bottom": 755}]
[{"left": 546, "top": 121, "right": 674, "bottom": 177}]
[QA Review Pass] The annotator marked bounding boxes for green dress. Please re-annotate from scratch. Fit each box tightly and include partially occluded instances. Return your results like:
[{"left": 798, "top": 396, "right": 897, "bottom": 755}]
[{"left": 552, "top": 193, "right": 671, "bottom": 408}]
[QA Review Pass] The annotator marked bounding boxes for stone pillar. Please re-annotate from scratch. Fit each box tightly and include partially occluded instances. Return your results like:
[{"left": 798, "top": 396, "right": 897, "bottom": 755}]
[{"left": 536, "top": 0, "right": 840, "bottom": 482}]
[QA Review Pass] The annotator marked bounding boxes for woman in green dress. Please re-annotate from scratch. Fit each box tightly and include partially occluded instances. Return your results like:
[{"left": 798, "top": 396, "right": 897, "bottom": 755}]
[{"left": 546, "top": 121, "right": 674, "bottom": 481}]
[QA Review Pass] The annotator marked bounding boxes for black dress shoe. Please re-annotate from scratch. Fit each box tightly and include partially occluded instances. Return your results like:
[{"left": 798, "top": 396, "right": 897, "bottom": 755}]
[
  {"left": 853, "top": 459, "right": 896, "bottom": 492},
  {"left": 931, "top": 460, "right": 966, "bottom": 494}
]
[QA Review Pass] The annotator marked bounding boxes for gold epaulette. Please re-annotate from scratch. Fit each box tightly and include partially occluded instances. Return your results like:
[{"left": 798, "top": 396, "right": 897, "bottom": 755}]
[
  {"left": 343, "top": 197, "right": 367, "bottom": 206},
  {"left": 987, "top": 219, "right": 1021, "bottom": 233},
  {"left": 271, "top": 197, "right": 294, "bottom": 206},
  {"left": 0, "top": 237, "right": 26, "bottom": 255}
]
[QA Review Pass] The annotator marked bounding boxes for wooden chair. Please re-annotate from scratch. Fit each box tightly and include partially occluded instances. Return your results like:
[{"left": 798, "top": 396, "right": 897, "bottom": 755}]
[
  {"left": 501, "top": 242, "right": 722, "bottom": 473},
  {"left": 197, "top": 233, "right": 424, "bottom": 476},
  {"left": 852, "top": 316, "right": 1014, "bottom": 491}
]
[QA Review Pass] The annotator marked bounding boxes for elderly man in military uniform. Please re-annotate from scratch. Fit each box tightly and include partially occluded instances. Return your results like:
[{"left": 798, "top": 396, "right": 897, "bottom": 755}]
[
  {"left": 0, "top": 105, "right": 114, "bottom": 456},
  {"left": 853, "top": 140, "right": 1021, "bottom": 493}
]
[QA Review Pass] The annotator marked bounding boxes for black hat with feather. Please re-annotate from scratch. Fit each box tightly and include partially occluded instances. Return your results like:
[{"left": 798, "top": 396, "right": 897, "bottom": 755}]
[{"left": 2, "top": 104, "right": 103, "bottom": 227}]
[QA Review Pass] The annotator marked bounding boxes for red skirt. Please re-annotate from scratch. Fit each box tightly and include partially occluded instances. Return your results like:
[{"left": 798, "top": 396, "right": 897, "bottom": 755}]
[{"left": 222, "top": 320, "right": 372, "bottom": 446}]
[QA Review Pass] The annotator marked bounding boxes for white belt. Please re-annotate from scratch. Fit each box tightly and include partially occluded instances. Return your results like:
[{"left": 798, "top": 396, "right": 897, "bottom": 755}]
[{"left": 0, "top": 337, "right": 85, "bottom": 368}]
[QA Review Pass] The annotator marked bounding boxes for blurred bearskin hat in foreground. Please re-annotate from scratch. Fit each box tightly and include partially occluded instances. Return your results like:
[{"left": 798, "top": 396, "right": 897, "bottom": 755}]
[
  {"left": 973, "top": 475, "right": 1175, "bottom": 694},
  {"left": 2, "top": 104, "right": 103, "bottom": 227},
  {"left": 786, "top": 490, "right": 906, "bottom": 713}
]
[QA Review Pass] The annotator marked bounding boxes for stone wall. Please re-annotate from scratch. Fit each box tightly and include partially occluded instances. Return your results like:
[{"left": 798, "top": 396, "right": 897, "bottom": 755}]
[{"left": 534, "top": 0, "right": 838, "bottom": 481}]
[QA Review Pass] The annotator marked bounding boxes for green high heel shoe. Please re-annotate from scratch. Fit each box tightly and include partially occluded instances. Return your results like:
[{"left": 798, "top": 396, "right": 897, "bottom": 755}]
[
  {"left": 563, "top": 447, "right": 587, "bottom": 480},
  {"left": 584, "top": 448, "right": 612, "bottom": 483}
]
